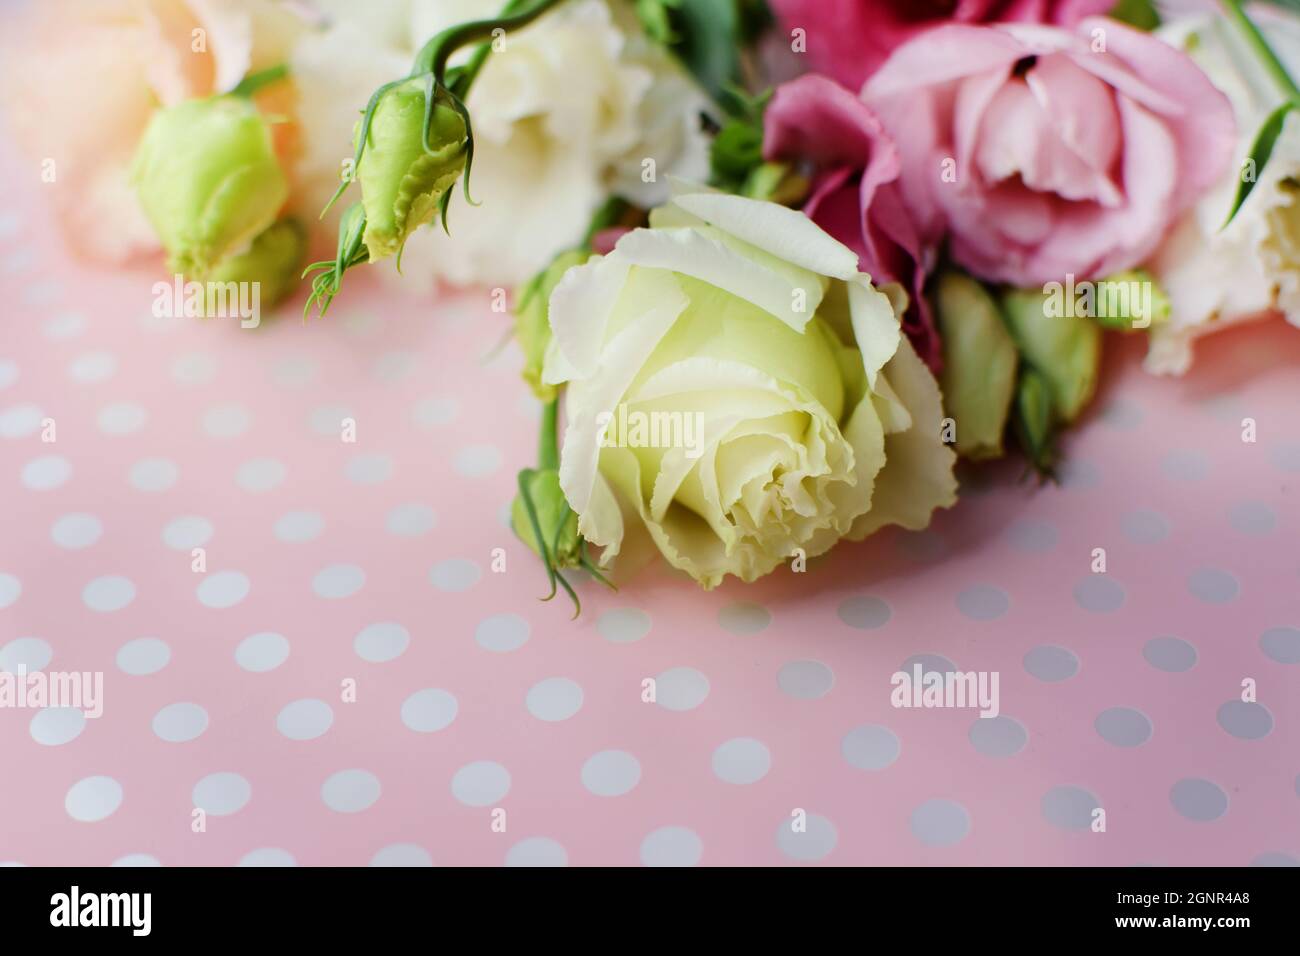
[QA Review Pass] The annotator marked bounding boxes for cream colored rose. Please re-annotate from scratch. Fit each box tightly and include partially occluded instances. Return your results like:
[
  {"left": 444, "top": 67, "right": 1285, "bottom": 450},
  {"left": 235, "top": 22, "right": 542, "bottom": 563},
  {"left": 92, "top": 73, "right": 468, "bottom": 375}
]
[
  {"left": 543, "top": 187, "right": 958, "bottom": 588},
  {"left": 291, "top": 0, "right": 710, "bottom": 287},
  {"left": 1149, "top": 6, "right": 1300, "bottom": 374}
]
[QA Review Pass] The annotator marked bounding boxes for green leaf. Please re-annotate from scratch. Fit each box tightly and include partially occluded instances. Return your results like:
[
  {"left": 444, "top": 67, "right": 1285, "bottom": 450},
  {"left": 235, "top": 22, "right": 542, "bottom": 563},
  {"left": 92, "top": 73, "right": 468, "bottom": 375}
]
[
  {"left": 1222, "top": 101, "right": 1295, "bottom": 230},
  {"left": 1107, "top": 0, "right": 1160, "bottom": 30},
  {"left": 665, "top": 0, "right": 742, "bottom": 100}
]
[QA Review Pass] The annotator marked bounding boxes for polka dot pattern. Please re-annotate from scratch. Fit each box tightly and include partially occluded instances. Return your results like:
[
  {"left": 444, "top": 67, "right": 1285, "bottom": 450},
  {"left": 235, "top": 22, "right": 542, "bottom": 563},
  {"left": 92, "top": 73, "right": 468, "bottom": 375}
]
[{"left": 2, "top": 201, "right": 1294, "bottom": 869}]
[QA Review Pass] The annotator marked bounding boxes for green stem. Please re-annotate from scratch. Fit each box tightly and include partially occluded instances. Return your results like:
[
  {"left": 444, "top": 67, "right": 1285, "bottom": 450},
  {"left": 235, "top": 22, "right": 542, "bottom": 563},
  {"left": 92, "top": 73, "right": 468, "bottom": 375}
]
[
  {"left": 230, "top": 64, "right": 289, "bottom": 98},
  {"left": 413, "top": 0, "right": 568, "bottom": 81},
  {"left": 1224, "top": 0, "right": 1300, "bottom": 105},
  {"left": 539, "top": 399, "right": 560, "bottom": 471}
]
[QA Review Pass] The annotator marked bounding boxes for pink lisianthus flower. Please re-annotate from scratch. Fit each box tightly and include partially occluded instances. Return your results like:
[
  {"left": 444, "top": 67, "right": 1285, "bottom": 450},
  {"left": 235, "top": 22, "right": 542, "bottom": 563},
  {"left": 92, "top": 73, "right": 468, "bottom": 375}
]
[
  {"left": 770, "top": 0, "right": 1111, "bottom": 92},
  {"left": 861, "top": 18, "right": 1236, "bottom": 287},
  {"left": 764, "top": 74, "right": 941, "bottom": 368}
]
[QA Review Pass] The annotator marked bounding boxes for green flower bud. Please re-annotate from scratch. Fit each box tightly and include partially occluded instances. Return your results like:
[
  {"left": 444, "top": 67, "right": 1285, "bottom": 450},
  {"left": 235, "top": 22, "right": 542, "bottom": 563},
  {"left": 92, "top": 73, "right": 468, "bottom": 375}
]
[
  {"left": 511, "top": 468, "right": 581, "bottom": 570},
  {"left": 1089, "top": 270, "right": 1172, "bottom": 331},
  {"left": 999, "top": 287, "right": 1101, "bottom": 424},
  {"left": 935, "top": 272, "right": 1018, "bottom": 461},
  {"left": 741, "top": 161, "right": 810, "bottom": 207},
  {"left": 356, "top": 77, "right": 468, "bottom": 262},
  {"left": 207, "top": 219, "right": 305, "bottom": 311},
  {"left": 515, "top": 249, "right": 587, "bottom": 403},
  {"left": 133, "top": 96, "right": 288, "bottom": 278},
  {"left": 1012, "top": 367, "right": 1058, "bottom": 477}
]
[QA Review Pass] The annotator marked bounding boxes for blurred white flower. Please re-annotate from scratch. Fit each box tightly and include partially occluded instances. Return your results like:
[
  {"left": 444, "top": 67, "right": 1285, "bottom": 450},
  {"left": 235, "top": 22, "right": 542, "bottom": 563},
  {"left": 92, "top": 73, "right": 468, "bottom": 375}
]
[
  {"left": 1148, "top": 5, "right": 1300, "bottom": 374},
  {"left": 292, "top": 0, "right": 711, "bottom": 288}
]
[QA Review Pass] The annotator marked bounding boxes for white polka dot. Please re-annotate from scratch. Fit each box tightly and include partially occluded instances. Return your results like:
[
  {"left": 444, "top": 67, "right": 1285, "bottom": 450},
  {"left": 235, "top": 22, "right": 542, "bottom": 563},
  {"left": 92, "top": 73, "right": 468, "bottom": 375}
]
[
  {"left": 68, "top": 351, "right": 116, "bottom": 384},
  {"left": 911, "top": 799, "right": 972, "bottom": 847},
  {"left": 0, "top": 402, "right": 42, "bottom": 438},
  {"left": 0, "top": 572, "right": 20, "bottom": 609},
  {"left": 192, "top": 772, "right": 251, "bottom": 816},
  {"left": 52, "top": 513, "right": 102, "bottom": 549},
  {"left": 429, "top": 558, "right": 481, "bottom": 591},
  {"left": 23, "top": 278, "right": 60, "bottom": 305},
  {"left": 1059, "top": 459, "right": 1100, "bottom": 489},
  {"left": 581, "top": 750, "right": 641, "bottom": 797},
  {"left": 312, "top": 563, "right": 365, "bottom": 599},
  {"left": 454, "top": 444, "right": 501, "bottom": 476},
  {"left": 116, "top": 638, "right": 170, "bottom": 676},
  {"left": 401, "top": 689, "right": 458, "bottom": 733},
  {"left": 171, "top": 352, "right": 217, "bottom": 385},
  {"left": 65, "top": 776, "right": 123, "bottom": 822},
  {"left": 276, "top": 699, "right": 334, "bottom": 740},
  {"left": 197, "top": 571, "right": 250, "bottom": 609},
  {"left": 386, "top": 503, "right": 436, "bottom": 537},
  {"left": 162, "top": 515, "right": 212, "bottom": 550},
  {"left": 841, "top": 724, "right": 901, "bottom": 770},
  {"left": 475, "top": 614, "right": 529, "bottom": 652},
  {"left": 202, "top": 403, "right": 251, "bottom": 438},
  {"left": 152, "top": 702, "right": 209, "bottom": 743},
  {"left": 0, "top": 358, "right": 17, "bottom": 389},
  {"left": 1188, "top": 567, "right": 1239, "bottom": 604},
  {"left": 775, "top": 812, "right": 837, "bottom": 861},
  {"left": 712, "top": 738, "right": 771, "bottom": 784},
  {"left": 525, "top": 677, "right": 583, "bottom": 722},
  {"left": 128, "top": 458, "right": 178, "bottom": 492},
  {"left": 22, "top": 455, "right": 71, "bottom": 490},
  {"left": 82, "top": 575, "right": 135, "bottom": 612},
  {"left": 239, "top": 848, "right": 297, "bottom": 867},
  {"left": 97, "top": 401, "right": 146, "bottom": 435},
  {"left": 353, "top": 621, "right": 409, "bottom": 663},
  {"left": 321, "top": 769, "right": 381, "bottom": 813},
  {"left": 113, "top": 854, "right": 161, "bottom": 867},
  {"left": 413, "top": 396, "right": 457, "bottom": 428},
  {"left": 597, "top": 607, "right": 651, "bottom": 643},
  {"left": 451, "top": 761, "right": 511, "bottom": 806},
  {"left": 308, "top": 404, "right": 352, "bottom": 436},
  {"left": 271, "top": 356, "right": 317, "bottom": 388},
  {"left": 1229, "top": 501, "right": 1276, "bottom": 536},
  {"left": 345, "top": 453, "right": 393, "bottom": 484},
  {"left": 718, "top": 602, "right": 771, "bottom": 634},
  {"left": 45, "top": 312, "right": 85, "bottom": 340},
  {"left": 370, "top": 844, "right": 432, "bottom": 867},
  {"left": 777, "top": 660, "right": 834, "bottom": 699},
  {"left": 1, "top": 636, "right": 52, "bottom": 672},
  {"left": 505, "top": 837, "right": 568, "bottom": 867},
  {"left": 30, "top": 707, "right": 86, "bottom": 746},
  {"left": 956, "top": 584, "right": 1009, "bottom": 620},
  {"left": 273, "top": 510, "right": 323, "bottom": 542},
  {"left": 1162, "top": 449, "right": 1209, "bottom": 481},
  {"left": 236, "top": 458, "right": 286, "bottom": 492},
  {"left": 374, "top": 350, "right": 416, "bottom": 382},
  {"left": 640, "top": 826, "right": 703, "bottom": 867},
  {"left": 235, "top": 632, "right": 289, "bottom": 672},
  {"left": 654, "top": 667, "right": 710, "bottom": 711}
]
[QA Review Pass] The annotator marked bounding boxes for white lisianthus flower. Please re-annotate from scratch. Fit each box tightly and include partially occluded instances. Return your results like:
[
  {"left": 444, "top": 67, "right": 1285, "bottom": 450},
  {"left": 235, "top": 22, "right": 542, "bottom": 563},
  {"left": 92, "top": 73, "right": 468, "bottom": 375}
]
[
  {"left": 1148, "top": 5, "right": 1300, "bottom": 374},
  {"left": 543, "top": 186, "right": 959, "bottom": 588},
  {"left": 291, "top": 0, "right": 711, "bottom": 287}
]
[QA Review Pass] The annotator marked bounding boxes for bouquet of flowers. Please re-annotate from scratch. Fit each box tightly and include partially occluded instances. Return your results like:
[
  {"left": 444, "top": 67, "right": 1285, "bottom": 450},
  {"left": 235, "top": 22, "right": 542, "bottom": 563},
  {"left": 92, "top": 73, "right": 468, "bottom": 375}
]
[{"left": 7, "top": 0, "right": 1298, "bottom": 612}]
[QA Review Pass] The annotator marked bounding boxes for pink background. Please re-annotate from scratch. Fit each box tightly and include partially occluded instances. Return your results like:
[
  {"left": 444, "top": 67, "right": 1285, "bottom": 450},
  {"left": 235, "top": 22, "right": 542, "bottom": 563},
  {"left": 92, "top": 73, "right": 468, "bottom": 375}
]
[{"left": 1, "top": 154, "right": 1298, "bottom": 867}]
